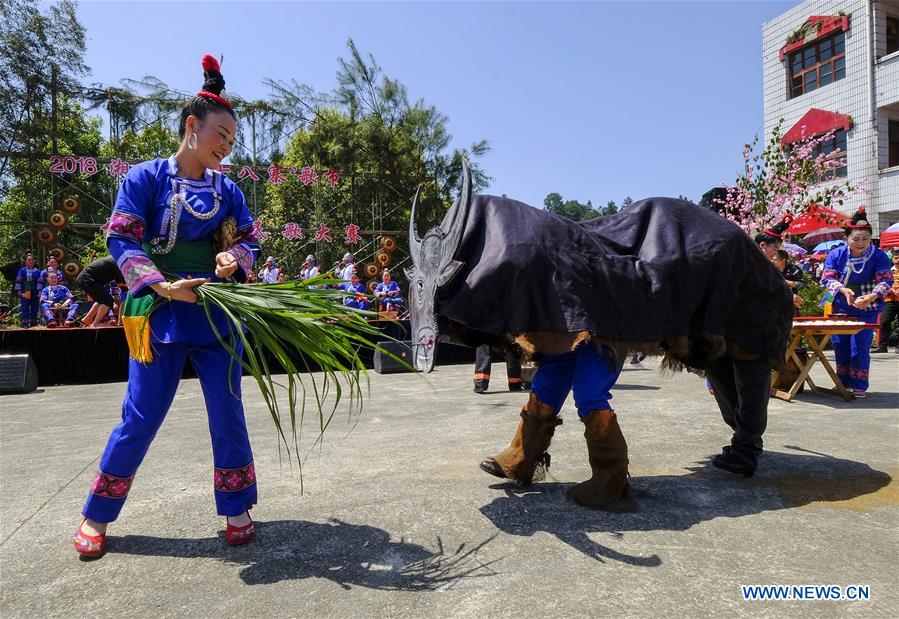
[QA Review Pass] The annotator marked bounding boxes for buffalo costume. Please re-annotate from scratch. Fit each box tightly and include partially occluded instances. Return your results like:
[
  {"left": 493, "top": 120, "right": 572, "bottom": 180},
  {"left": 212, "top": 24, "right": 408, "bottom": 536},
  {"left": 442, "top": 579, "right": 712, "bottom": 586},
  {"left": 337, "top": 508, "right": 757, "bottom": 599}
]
[
  {"left": 407, "top": 163, "right": 792, "bottom": 509},
  {"left": 14, "top": 263, "right": 41, "bottom": 327},
  {"left": 820, "top": 208, "right": 893, "bottom": 394}
]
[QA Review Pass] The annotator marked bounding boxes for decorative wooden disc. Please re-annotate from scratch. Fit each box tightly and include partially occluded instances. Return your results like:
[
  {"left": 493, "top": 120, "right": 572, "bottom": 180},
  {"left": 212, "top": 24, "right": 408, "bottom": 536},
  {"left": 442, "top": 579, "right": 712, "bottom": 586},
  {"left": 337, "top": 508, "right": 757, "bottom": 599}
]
[
  {"left": 366, "top": 279, "right": 378, "bottom": 293},
  {"left": 62, "top": 196, "right": 81, "bottom": 213},
  {"left": 49, "top": 210, "right": 68, "bottom": 228},
  {"left": 48, "top": 246, "right": 66, "bottom": 261},
  {"left": 63, "top": 261, "right": 82, "bottom": 277},
  {"left": 37, "top": 227, "right": 56, "bottom": 245},
  {"left": 375, "top": 251, "right": 391, "bottom": 267},
  {"left": 364, "top": 263, "right": 380, "bottom": 279},
  {"left": 380, "top": 236, "right": 397, "bottom": 253}
]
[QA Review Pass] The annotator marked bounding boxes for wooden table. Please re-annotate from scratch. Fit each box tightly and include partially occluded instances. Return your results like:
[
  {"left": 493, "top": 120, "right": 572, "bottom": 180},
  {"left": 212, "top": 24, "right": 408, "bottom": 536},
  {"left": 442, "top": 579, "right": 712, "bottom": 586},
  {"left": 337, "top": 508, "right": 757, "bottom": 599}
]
[{"left": 771, "top": 318, "right": 880, "bottom": 402}]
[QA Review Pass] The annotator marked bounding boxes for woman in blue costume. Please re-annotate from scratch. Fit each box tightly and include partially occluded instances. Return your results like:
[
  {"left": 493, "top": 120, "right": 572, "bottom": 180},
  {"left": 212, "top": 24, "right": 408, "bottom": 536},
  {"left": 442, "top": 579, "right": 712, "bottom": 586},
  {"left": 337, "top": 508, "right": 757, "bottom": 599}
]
[
  {"left": 74, "top": 55, "right": 261, "bottom": 558},
  {"left": 373, "top": 268, "right": 403, "bottom": 311},
  {"left": 820, "top": 207, "right": 893, "bottom": 398},
  {"left": 340, "top": 270, "right": 371, "bottom": 310},
  {"left": 14, "top": 253, "right": 41, "bottom": 327}
]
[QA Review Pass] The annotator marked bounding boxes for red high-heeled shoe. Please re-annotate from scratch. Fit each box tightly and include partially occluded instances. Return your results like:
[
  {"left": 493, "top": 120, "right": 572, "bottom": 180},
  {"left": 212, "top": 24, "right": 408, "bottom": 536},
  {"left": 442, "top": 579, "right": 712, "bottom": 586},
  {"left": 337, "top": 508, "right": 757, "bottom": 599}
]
[
  {"left": 74, "top": 519, "right": 106, "bottom": 557},
  {"left": 225, "top": 512, "right": 254, "bottom": 545}
]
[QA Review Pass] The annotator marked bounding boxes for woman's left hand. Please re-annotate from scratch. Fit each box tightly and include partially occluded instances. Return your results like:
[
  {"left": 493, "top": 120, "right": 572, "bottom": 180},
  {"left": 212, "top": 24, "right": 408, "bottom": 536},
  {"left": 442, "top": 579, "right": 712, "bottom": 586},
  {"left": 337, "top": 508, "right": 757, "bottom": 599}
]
[
  {"left": 852, "top": 294, "right": 876, "bottom": 310},
  {"left": 215, "top": 252, "right": 239, "bottom": 278}
]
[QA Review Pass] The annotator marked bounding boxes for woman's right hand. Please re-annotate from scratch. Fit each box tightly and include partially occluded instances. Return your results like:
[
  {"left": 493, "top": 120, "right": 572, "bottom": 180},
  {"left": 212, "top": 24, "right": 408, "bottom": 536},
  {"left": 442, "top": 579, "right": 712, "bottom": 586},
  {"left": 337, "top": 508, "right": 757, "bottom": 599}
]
[
  {"left": 151, "top": 278, "right": 208, "bottom": 304},
  {"left": 839, "top": 287, "right": 855, "bottom": 304}
]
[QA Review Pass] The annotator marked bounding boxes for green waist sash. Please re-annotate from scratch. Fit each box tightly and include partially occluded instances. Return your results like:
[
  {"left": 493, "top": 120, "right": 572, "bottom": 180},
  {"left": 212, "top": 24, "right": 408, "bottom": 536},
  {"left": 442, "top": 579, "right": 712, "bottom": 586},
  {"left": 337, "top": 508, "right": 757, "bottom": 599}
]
[{"left": 122, "top": 241, "right": 217, "bottom": 362}]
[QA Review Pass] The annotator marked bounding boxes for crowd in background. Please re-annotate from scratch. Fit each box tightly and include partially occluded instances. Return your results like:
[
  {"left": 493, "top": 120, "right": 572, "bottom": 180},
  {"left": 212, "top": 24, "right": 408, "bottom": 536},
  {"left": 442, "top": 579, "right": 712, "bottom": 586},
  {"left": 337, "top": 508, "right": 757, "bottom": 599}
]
[{"left": 4, "top": 250, "right": 405, "bottom": 329}]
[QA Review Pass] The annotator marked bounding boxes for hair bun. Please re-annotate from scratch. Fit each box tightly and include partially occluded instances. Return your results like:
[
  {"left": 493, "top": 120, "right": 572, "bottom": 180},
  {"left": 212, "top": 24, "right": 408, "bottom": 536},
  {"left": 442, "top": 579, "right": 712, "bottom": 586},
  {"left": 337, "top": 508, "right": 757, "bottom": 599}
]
[
  {"left": 201, "top": 54, "right": 220, "bottom": 73},
  {"left": 201, "top": 54, "right": 225, "bottom": 95}
]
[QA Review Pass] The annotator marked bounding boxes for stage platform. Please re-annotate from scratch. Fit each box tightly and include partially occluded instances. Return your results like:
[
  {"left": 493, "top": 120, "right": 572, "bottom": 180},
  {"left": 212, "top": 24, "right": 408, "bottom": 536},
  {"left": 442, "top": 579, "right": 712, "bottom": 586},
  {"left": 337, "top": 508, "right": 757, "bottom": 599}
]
[
  {"left": 1, "top": 357, "right": 896, "bottom": 616},
  {"left": 0, "top": 320, "right": 477, "bottom": 386}
]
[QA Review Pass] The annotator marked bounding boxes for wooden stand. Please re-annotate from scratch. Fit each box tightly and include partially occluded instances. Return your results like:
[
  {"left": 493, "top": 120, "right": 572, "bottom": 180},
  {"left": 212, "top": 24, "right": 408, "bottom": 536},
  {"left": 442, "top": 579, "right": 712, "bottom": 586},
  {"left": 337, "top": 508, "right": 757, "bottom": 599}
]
[{"left": 771, "top": 318, "right": 879, "bottom": 403}]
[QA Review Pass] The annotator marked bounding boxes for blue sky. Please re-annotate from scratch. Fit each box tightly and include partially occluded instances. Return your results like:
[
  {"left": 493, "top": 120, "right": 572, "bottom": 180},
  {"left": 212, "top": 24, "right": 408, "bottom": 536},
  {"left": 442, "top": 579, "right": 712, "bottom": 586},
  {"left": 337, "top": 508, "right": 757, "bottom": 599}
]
[{"left": 76, "top": 0, "right": 799, "bottom": 209}]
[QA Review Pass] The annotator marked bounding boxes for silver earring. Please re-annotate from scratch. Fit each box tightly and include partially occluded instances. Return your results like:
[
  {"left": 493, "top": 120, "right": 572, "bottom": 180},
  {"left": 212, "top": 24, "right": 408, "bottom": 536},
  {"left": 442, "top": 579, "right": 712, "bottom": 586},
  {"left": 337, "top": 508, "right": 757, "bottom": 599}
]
[{"left": 188, "top": 132, "right": 198, "bottom": 150}]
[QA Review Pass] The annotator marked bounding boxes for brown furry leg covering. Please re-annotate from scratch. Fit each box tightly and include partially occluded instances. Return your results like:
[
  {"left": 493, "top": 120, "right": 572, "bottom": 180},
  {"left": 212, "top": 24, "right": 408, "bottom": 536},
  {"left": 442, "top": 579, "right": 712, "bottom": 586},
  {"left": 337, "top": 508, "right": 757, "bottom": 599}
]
[
  {"left": 567, "top": 409, "right": 636, "bottom": 512},
  {"left": 480, "top": 393, "right": 561, "bottom": 486}
]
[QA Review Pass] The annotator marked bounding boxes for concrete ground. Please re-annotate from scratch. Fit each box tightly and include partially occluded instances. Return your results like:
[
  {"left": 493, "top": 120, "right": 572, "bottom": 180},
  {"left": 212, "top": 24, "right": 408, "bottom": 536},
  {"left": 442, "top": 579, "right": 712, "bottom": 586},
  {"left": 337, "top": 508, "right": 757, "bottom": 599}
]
[{"left": 1, "top": 352, "right": 897, "bottom": 618}]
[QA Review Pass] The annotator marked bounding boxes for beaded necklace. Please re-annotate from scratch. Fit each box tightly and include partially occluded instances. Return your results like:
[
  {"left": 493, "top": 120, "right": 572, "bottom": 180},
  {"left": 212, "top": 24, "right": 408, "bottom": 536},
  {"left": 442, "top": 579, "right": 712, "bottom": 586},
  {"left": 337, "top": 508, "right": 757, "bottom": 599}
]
[{"left": 149, "top": 158, "right": 221, "bottom": 255}]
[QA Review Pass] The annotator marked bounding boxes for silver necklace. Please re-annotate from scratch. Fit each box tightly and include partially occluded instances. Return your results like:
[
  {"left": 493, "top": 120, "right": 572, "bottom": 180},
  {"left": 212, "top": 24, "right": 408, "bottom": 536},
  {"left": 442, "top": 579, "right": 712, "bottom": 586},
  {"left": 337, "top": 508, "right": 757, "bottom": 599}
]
[{"left": 149, "top": 180, "right": 220, "bottom": 254}]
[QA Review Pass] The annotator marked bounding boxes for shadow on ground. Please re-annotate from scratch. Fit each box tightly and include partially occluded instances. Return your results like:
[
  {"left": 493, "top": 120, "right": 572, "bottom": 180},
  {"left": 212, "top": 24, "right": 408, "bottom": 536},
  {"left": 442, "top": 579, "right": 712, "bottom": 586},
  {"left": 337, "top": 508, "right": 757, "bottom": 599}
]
[
  {"left": 109, "top": 518, "right": 498, "bottom": 590},
  {"left": 479, "top": 447, "right": 892, "bottom": 568}
]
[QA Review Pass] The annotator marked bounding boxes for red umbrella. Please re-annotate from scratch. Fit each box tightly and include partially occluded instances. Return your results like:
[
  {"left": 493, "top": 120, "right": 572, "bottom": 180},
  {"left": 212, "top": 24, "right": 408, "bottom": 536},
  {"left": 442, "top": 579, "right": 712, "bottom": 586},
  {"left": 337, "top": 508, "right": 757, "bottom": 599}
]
[
  {"left": 801, "top": 226, "right": 845, "bottom": 247},
  {"left": 879, "top": 222, "right": 899, "bottom": 248},
  {"left": 787, "top": 204, "right": 849, "bottom": 235}
]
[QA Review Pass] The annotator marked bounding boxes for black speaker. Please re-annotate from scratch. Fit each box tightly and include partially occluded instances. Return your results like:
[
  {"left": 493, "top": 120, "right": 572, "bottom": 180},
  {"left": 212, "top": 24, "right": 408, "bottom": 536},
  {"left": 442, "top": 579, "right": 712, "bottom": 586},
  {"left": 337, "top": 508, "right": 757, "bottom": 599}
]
[
  {"left": 0, "top": 354, "right": 39, "bottom": 394},
  {"left": 373, "top": 341, "right": 414, "bottom": 374}
]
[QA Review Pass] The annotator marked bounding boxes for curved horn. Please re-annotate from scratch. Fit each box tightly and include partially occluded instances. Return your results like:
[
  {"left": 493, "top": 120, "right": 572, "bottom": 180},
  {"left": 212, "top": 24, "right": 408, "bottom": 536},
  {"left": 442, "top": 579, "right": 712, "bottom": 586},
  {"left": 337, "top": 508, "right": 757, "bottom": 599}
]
[
  {"left": 408, "top": 183, "right": 423, "bottom": 262},
  {"left": 441, "top": 158, "right": 472, "bottom": 254}
]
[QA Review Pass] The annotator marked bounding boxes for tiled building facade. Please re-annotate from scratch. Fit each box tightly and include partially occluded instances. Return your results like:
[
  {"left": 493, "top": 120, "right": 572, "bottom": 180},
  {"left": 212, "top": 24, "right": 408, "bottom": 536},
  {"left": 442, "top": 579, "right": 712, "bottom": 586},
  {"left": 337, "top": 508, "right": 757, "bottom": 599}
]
[{"left": 763, "top": 0, "right": 899, "bottom": 235}]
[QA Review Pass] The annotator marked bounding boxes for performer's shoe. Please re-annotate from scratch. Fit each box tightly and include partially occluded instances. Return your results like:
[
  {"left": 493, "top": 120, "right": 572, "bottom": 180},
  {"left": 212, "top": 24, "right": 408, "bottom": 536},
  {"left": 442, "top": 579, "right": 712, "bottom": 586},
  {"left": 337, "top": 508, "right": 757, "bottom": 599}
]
[
  {"left": 871, "top": 347, "right": 889, "bottom": 354},
  {"left": 225, "top": 512, "right": 255, "bottom": 545},
  {"left": 473, "top": 380, "right": 488, "bottom": 394},
  {"left": 850, "top": 388, "right": 868, "bottom": 399},
  {"left": 47, "top": 320, "right": 58, "bottom": 328},
  {"left": 567, "top": 409, "right": 636, "bottom": 512},
  {"left": 73, "top": 519, "right": 106, "bottom": 558},
  {"left": 508, "top": 382, "right": 523, "bottom": 392},
  {"left": 480, "top": 393, "right": 561, "bottom": 486},
  {"left": 712, "top": 451, "right": 756, "bottom": 477},
  {"left": 64, "top": 320, "right": 75, "bottom": 328}
]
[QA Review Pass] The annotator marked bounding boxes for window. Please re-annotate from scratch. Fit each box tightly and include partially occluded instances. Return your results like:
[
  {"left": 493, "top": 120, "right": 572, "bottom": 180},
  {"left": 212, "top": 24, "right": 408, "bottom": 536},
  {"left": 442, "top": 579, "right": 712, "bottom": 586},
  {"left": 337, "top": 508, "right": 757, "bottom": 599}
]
[
  {"left": 887, "top": 16, "right": 899, "bottom": 55},
  {"left": 889, "top": 120, "right": 899, "bottom": 168},
  {"left": 814, "top": 129, "right": 848, "bottom": 179},
  {"left": 789, "top": 31, "right": 846, "bottom": 98}
]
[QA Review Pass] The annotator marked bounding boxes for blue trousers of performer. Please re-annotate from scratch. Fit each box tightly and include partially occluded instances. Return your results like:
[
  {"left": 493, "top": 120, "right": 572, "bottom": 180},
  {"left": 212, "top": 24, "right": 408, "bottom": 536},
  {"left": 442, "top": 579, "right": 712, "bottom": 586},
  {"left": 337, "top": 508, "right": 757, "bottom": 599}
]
[
  {"left": 831, "top": 308, "right": 879, "bottom": 392},
  {"left": 19, "top": 297, "right": 37, "bottom": 327},
  {"left": 42, "top": 302, "right": 79, "bottom": 323},
  {"left": 83, "top": 341, "right": 256, "bottom": 523},
  {"left": 531, "top": 342, "right": 623, "bottom": 417}
]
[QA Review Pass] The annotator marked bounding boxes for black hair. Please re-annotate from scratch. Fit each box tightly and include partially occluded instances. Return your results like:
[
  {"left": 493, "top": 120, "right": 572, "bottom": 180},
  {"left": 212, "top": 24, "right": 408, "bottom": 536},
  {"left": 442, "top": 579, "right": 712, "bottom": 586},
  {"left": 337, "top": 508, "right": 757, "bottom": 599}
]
[
  {"left": 844, "top": 207, "right": 872, "bottom": 236},
  {"left": 178, "top": 56, "right": 236, "bottom": 138},
  {"left": 775, "top": 249, "right": 789, "bottom": 261},
  {"left": 754, "top": 216, "right": 791, "bottom": 246}
]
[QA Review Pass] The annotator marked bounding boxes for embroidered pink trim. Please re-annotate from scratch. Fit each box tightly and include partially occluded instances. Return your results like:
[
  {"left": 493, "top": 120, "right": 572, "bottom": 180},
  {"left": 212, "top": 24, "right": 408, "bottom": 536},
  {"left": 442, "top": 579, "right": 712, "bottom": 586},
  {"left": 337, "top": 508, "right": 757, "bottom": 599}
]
[
  {"left": 107, "top": 212, "right": 145, "bottom": 243},
  {"left": 91, "top": 471, "right": 135, "bottom": 499},
  {"left": 227, "top": 243, "right": 255, "bottom": 277},
  {"left": 214, "top": 461, "right": 256, "bottom": 493}
]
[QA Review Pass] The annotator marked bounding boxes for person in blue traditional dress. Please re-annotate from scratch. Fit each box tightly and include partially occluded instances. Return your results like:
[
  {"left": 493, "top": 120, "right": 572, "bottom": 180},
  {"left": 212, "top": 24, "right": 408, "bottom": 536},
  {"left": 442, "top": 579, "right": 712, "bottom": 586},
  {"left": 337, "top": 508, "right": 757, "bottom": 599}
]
[
  {"left": 820, "top": 206, "right": 893, "bottom": 399},
  {"left": 14, "top": 253, "right": 41, "bottom": 327},
  {"left": 340, "top": 270, "right": 370, "bottom": 310},
  {"left": 39, "top": 255, "right": 66, "bottom": 288},
  {"left": 373, "top": 268, "right": 403, "bottom": 311},
  {"left": 74, "top": 55, "right": 261, "bottom": 558},
  {"left": 39, "top": 271, "right": 78, "bottom": 327}
]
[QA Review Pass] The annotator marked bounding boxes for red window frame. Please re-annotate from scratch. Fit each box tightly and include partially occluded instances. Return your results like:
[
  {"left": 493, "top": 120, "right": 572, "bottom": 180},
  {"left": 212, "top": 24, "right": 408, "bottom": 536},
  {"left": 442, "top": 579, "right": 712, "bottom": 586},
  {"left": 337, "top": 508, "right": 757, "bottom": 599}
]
[{"left": 788, "top": 31, "right": 846, "bottom": 98}]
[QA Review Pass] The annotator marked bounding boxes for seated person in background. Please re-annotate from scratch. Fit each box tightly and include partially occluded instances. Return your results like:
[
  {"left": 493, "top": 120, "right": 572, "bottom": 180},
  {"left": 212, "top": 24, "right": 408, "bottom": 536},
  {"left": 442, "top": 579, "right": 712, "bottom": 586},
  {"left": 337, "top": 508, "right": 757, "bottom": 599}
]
[
  {"left": 773, "top": 249, "right": 805, "bottom": 292},
  {"left": 773, "top": 249, "right": 805, "bottom": 312},
  {"left": 373, "top": 268, "right": 403, "bottom": 311},
  {"left": 40, "top": 256, "right": 67, "bottom": 288},
  {"left": 276, "top": 271, "right": 286, "bottom": 283},
  {"left": 245, "top": 270, "right": 257, "bottom": 283},
  {"left": 340, "top": 271, "right": 371, "bottom": 310},
  {"left": 76, "top": 255, "right": 125, "bottom": 327},
  {"left": 40, "top": 271, "right": 78, "bottom": 327}
]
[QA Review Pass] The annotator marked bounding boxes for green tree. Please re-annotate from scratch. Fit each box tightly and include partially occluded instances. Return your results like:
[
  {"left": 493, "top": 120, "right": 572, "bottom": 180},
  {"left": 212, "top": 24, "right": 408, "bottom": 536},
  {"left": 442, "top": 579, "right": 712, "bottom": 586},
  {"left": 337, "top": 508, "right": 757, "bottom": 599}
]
[
  {"left": 260, "top": 39, "right": 491, "bottom": 282},
  {"left": 620, "top": 196, "right": 633, "bottom": 210}
]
